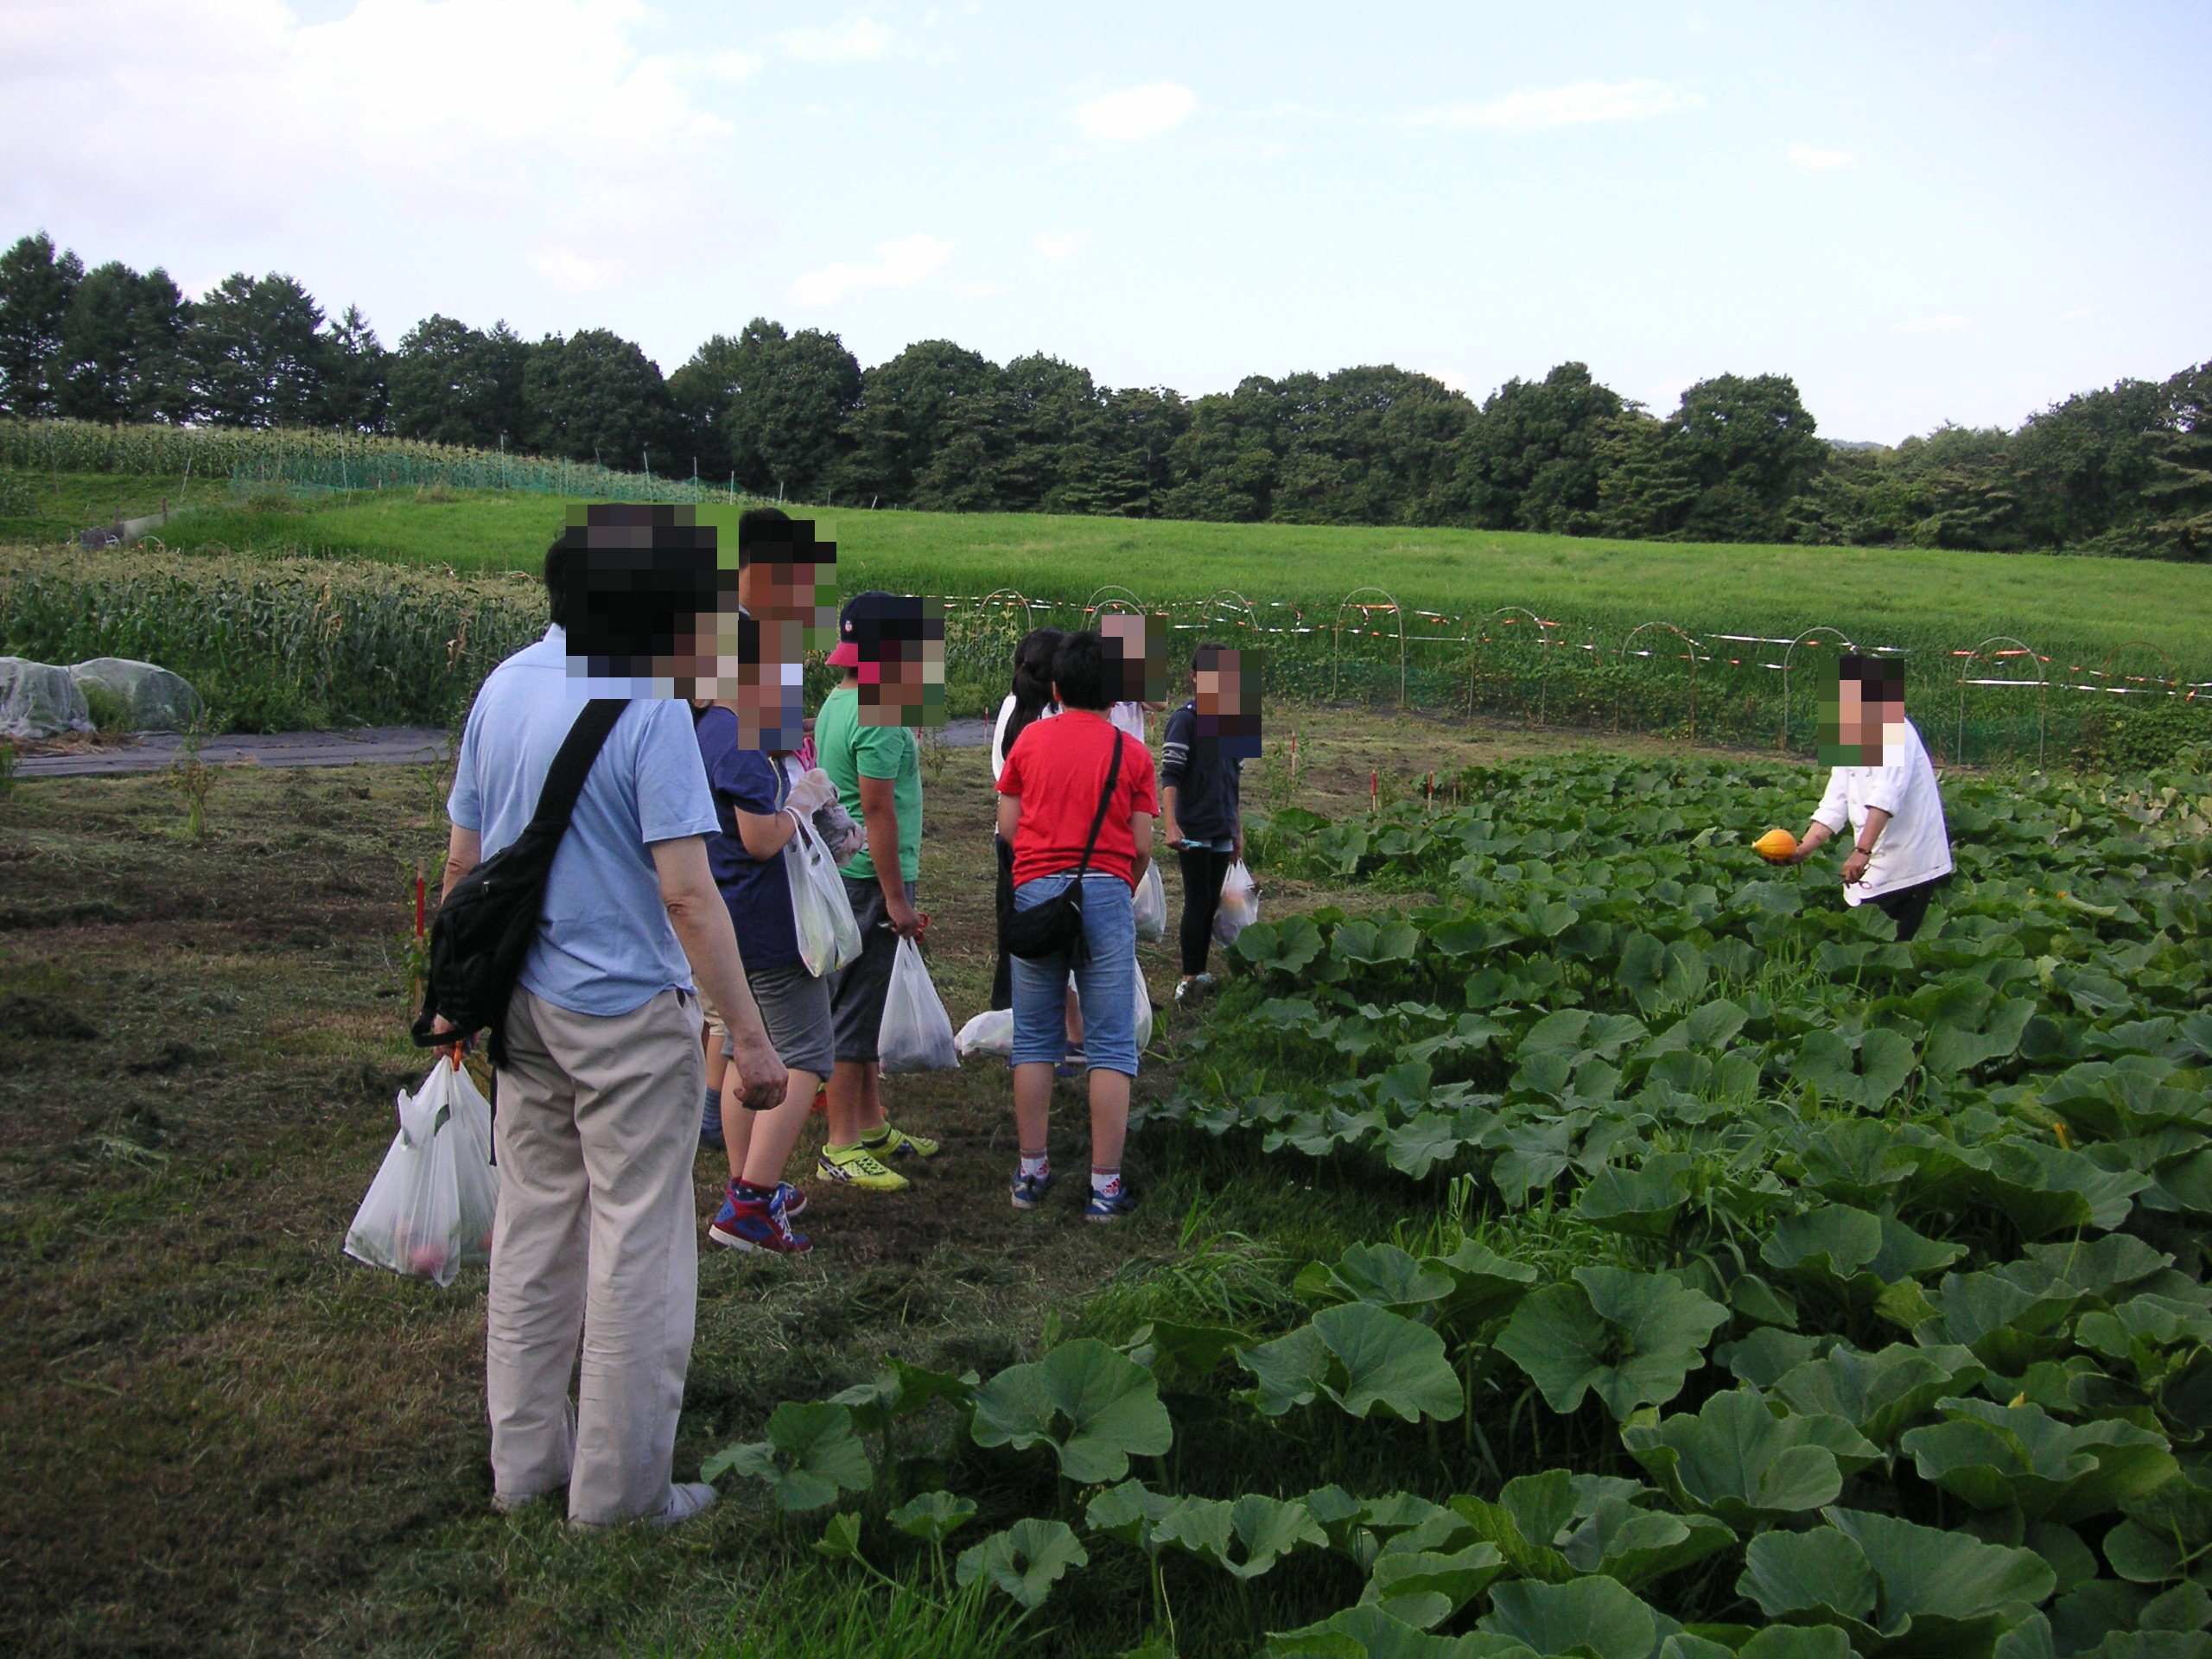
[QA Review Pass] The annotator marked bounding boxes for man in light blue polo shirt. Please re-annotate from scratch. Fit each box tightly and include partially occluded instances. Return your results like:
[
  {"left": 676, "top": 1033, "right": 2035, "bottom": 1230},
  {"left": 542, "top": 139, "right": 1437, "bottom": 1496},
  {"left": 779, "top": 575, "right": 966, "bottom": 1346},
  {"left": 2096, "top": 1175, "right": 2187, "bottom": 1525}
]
[{"left": 443, "top": 508, "right": 785, "bottom": 1530}]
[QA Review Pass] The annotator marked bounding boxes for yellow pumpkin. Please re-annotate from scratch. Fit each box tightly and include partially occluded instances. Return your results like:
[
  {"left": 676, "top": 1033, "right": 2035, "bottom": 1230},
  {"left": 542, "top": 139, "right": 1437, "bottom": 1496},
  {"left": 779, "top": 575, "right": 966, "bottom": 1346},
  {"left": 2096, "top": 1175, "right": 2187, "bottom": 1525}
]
[{"left": 1753, "top": 827, "right": 1798, "bottom": 863}]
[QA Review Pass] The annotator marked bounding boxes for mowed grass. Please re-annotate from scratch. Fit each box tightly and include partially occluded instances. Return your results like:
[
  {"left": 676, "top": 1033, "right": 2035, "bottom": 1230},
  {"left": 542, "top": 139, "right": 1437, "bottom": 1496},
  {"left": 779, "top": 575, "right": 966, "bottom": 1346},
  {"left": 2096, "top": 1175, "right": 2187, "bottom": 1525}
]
[{"left": 106, "top": 485, "right": 2212, "bottom": 666}]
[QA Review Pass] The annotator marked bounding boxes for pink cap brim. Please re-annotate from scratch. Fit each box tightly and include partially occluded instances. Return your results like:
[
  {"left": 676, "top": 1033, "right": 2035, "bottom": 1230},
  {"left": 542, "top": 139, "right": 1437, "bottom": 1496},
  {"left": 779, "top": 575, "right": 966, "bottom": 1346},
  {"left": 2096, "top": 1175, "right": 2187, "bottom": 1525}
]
[{"left": 826, "top": 641, "right": 861, "bottom": 666}]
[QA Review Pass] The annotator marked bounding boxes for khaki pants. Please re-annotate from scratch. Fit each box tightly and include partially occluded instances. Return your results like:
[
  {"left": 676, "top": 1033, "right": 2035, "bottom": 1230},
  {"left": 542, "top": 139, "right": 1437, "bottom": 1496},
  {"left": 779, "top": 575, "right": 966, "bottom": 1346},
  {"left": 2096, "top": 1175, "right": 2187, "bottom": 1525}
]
[{"left": 486, "top": 986, "right": 705, "bottom": 1525}]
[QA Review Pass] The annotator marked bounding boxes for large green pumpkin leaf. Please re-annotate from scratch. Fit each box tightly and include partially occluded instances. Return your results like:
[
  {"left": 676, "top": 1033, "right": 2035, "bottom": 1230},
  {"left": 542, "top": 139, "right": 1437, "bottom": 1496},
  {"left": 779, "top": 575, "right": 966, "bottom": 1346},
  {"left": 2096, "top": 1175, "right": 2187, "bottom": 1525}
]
[
  {"left": 1914, "top": 1271, "right": 2088, "bottom": 1373},
  {"left": 828, "top": 1357, "right": 977, "bottom": 1435},
  {"left": 1792, "top": 1027, "right": 1918, "bottom": 1108},
  {"left": 1772, "top": 1342, "right": 1988, "bottom": 1448},
  {"left": 1122, "top": 1319, "right": 1252, "bottom": 1389},
  {"left": 1740, "top": 1508, "right": 2056, "bottom": 1658},
  {"left": 1363, "top": 1541, "right": 1509, "bottom": 1629},
  {"left": 1238, "top": 914, "right": 1326, "bottom": 975},
  {"left": 1557, "top": 1497, "right": 1738, "bottom": 1591},
  {"left": 1761, "top": 1204, "right": 1962, "bottom": 1312},
  {"left": 1497, "top": 1267, "right": 1730, "bottom": 1421},
  {"left": 1156, "top": 1491, "right": 1329, "bottom": 1581},
  {"left": 1241, "top": 1303, "right": 1465, "bottom": 1423},
  {"left": 1302, "top": 1243, "right": 1459, "bottom": 1318},
  {"left": 1084, "top": 1478, "right": 1179, "bottom": 1554},
  {"left": 1433, "top": 1240, "right": 1541, "bottom": 1328},
  {"left": 1573, "top": 1155, "right": 1695, "bottom": 1239},
  {"left": 955, "top": 1516, "right": 1088, "bottom": 1611},
  {"left": 887, "top": 1489, "right": 977, "bottom": 1545},
  {"left": 1336, "top": 918, "right": 1423, "bottom": 964},
  {"left": 1962, "top": 1139, "right": 2151, "bottom": 1239},
  {"left": 1900, "top": 1397, "right": 2177, "bottom": 1523},
  {"left": 1266, "top": 1605, "right": 1541, "bottom": 1657},
  {"left": 700, "top": 1400, "right": 874, "bottom": 1512},
  {"left": 1480, "top": 1574, "right": 1667, "bottom": 1659},
  {"left": 1623, "top": 1387, "right": 1866, "bottom": 1529},
  {"left": 969, "top": 1337, "right": 1173, "bottom": 1483}
]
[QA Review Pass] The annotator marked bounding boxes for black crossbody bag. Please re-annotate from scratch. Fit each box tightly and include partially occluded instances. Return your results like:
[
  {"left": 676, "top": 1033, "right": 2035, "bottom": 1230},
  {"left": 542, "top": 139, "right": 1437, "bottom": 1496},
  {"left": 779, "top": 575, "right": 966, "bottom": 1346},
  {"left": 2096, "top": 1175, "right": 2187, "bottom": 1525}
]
[
  {"left": 1002, "top": 732, "right": 1123, "bottom": 965},
  {"left": 411, "top": 699, "right": 627, "bottom": 1066}
]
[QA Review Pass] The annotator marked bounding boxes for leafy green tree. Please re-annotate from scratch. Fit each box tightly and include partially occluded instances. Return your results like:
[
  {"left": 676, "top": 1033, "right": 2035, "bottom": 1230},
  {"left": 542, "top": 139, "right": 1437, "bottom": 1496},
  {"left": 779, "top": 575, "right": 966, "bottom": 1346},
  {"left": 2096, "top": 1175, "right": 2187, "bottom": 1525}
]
[
  {"left": 318, "top": 304, "right": 389, "bottom": 433},
  {"left": 1160, "top": 379, "right": 1286, "bottom": 522},
  {"left": 388, "top": 315, "right": 531, "bottom": 448},
  {"left": 831, "top": 339, "right": 998, "bottom": 507},
  {"left": 521, "top": 327, "right": 677, "bottom": 469},
  {"left": 2139, "top": 361, "right": 2212, "bottom": 558},
  {"left": 55, "top": 261, "right": 194, "bottom": 424},
  {"left": 1594, "top": 412, "right": 1699, "bottom": 538},
  {"left": 0, "top": 232, "right": 84, "bottom": 416},
  {"left": 1455, "top": 362, "right": 1625, "bottom": 532},
  {"left": 2014, "top": 375, "right": 2178, "bottom": 550},
  {"left": 189, "top": 272, "right": 334, "bottom": 427},
  {"left": 671, "top": 319, "right": 861, "bottom": 502}
]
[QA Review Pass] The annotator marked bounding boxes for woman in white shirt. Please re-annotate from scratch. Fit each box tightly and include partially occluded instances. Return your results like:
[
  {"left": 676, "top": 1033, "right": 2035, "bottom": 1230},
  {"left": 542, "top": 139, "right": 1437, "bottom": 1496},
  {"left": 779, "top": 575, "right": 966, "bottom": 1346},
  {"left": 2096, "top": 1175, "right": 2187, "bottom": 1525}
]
[{"left": 1784, "top": 660, "right": 1954, "bottom": 941}]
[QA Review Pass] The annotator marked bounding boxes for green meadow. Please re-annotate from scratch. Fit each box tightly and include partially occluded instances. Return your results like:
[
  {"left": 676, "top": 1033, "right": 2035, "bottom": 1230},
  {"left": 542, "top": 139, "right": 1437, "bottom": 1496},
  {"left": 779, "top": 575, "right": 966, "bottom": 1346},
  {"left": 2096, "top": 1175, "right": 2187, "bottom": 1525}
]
[{"left": 79, "top": 486, "right": 2212, "bottom": 670}]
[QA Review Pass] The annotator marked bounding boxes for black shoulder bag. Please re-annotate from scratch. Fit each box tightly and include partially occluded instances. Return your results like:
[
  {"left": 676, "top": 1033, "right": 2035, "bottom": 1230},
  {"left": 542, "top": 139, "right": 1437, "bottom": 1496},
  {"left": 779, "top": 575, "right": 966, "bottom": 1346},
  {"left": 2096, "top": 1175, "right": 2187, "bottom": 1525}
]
[
  {"left": 412, "top": 699, "right": 627, "bottom": 1066},
  {"left": 1002, "top": 732, "right": 1123, "bottom": 965}
]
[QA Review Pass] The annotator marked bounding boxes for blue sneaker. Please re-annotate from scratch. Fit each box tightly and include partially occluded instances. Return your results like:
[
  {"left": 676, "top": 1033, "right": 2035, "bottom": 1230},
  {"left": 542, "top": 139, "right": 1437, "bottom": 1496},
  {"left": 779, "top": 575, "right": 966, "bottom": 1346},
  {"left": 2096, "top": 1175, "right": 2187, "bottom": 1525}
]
[
  {"left": 1010, "top": 1166, "right": 1053, "bottom": 1211},
  {"left": 1084, "top": 1183, "right": 1138, "bottom": 1224},
  {"left": 709, "top": 1183, "right": 812, "bottom": 1254},
  {"left": 775, "top": 1182, "right": 808, "bottom": 1219}
]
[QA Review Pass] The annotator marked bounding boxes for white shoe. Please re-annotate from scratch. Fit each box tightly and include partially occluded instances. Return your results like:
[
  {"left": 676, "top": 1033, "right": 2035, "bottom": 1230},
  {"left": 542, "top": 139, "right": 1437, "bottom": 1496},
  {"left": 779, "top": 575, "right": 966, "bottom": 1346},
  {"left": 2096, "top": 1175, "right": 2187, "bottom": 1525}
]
[
  {"left": 648, "top": 1482, "right": 719, "bottom": 1529},
  {"left": 492, "top": 1489, "right": 548, "bottom": 1516}
]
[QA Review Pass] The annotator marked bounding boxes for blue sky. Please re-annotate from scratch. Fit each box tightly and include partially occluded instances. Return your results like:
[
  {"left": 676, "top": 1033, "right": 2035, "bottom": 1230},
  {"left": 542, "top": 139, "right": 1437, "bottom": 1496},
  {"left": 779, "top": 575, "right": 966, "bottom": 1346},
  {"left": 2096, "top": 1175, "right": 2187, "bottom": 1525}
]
[{"left": 3, "top": 0, "right": 2205, "bottom": 441}]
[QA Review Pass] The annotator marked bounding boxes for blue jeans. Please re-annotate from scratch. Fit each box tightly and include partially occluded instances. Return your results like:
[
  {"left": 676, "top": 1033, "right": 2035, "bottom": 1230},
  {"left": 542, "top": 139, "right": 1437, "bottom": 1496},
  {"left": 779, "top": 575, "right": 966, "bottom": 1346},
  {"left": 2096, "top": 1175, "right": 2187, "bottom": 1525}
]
[{"left": 1011, "top": 873, "right": 1139, "bottom": 1077}]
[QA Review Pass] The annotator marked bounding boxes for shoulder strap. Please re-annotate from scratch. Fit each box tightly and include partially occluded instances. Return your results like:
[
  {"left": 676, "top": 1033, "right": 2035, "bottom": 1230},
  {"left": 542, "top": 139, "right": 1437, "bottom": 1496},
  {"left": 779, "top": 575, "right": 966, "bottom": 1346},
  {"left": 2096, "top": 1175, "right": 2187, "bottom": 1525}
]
[
  {"left": 1070, "top": 725, "right": 1125, "bottom": 879},
  {"left": 524, "top": 699, "right": 627, "bottom": 837}
]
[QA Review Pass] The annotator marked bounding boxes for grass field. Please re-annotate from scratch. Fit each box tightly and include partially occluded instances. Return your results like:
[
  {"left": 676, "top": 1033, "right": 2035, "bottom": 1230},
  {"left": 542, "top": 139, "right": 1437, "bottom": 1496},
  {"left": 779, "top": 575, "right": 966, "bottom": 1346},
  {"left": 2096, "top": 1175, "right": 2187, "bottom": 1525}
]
[{"left": 29, "top": 482, "right": 2212, "bottom": 669}]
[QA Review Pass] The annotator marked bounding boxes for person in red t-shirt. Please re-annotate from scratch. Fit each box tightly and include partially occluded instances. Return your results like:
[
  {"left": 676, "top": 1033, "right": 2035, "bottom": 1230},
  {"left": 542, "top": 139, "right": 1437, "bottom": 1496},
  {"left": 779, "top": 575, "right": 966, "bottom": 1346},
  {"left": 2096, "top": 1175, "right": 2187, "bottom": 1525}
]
[{"left": 994, "top": 632, "right": 1160, "bottom": 1223}]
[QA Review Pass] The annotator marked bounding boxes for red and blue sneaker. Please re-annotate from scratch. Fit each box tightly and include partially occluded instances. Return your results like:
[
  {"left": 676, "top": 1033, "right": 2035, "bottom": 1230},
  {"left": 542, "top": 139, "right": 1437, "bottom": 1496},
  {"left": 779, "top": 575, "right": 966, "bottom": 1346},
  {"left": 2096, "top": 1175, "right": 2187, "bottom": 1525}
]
[{"left": 709, "top": 1182, "right": 812, "bottom": 1255}]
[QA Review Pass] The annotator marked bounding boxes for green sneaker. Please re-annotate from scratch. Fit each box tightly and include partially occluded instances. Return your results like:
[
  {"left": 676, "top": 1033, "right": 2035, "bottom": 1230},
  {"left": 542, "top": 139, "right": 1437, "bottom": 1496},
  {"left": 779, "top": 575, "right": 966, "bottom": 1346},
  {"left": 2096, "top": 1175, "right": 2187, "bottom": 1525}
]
[
  {"left": 817, "top": 1142, "right": 910, "bottom": 1192},
  {"left": 868, "top": 1123, "right": 940, "bottom": 1161}
]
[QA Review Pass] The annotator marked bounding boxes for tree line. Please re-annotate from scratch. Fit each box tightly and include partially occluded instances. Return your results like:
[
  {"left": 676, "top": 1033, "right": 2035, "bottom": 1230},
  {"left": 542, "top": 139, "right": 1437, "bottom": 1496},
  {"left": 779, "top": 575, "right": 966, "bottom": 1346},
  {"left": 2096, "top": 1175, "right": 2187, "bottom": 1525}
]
[{"left": 1, "top": 230, "right": 2203, "bottom": 557}]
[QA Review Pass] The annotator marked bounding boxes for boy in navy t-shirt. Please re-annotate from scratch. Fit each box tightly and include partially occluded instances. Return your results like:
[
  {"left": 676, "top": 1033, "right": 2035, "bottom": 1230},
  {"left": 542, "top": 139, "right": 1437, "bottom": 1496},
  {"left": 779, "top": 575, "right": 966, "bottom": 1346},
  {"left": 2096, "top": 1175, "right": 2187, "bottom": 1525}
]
[{"left": 692, "top": 703, "right": 842, "bottom": 1254}]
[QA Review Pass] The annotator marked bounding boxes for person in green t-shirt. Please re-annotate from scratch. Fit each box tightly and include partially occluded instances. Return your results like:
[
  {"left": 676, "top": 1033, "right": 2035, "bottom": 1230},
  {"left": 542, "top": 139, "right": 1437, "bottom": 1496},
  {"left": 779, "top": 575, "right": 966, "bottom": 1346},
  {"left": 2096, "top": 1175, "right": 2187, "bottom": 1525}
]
[{"left": 812, "top": 592, "right": 942, "bottom": 1191}]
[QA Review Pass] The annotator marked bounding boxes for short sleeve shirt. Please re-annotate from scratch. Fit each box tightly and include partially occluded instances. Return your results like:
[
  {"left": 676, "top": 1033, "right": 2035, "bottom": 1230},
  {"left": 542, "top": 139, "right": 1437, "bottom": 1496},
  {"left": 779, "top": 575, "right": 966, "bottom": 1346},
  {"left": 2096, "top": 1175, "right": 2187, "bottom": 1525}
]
[
  {"left": 815, "top": 683, "right": 922, "bottom": 884},
  {"left": 448, "top": 627, "right": 718, "bottom": 1016},
  {"left": 693, "top": 706, "right": 801, "bottom": 970},
  {"left": 996, "top": 709, "right": 1161, "bottom": 889},
  {"left": 1811, "top": 715, "right": 1955, "bottom": 903}
]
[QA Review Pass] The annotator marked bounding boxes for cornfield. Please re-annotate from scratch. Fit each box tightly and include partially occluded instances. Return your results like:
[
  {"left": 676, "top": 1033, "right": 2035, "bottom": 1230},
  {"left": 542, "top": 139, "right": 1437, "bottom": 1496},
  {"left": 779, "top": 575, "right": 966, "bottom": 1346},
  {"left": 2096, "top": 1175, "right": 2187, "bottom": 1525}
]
[
  {"left": 0, "top": 550, "right": 543, "bottom": 730},
  {"left": 0, "top": 419, "right": 502, "bottom": 480}
]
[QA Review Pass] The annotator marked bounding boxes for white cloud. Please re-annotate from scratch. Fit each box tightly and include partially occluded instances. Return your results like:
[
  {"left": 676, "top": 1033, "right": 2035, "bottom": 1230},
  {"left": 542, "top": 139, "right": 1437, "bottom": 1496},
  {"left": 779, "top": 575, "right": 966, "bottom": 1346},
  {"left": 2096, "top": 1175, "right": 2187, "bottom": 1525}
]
[
  {"left": 790, "top": 233, "right": 953, "bottom": 305},
  {"left": 1786, "top": 143, "right": 1859, "bottom": 171},
  {"left": 705, "top": 49, "right": 763, "bottom": 81},
  {"left": 1031, "top": 230, "right": 1088, "bottom": 262},
  {"left": 1891, "top": 314, "right": 1974, "bottom": 334},
  {"left": 1072, "top": 82, "right": 1195, "bottom": 144},
  {"left": 1408, "top": 79, "right": 1700, "bottom": 133},
  {"left": 782, "top": 16, "right": 890, "bottom": 60},
  {"left": 527, "top": 245, "right": 621, "bottom": 291}
]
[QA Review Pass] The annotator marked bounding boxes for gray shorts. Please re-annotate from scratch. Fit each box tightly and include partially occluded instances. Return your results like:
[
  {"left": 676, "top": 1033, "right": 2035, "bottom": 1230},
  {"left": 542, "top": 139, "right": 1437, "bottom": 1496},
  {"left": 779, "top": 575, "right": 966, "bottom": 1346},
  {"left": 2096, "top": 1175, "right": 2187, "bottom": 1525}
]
[
  {"left": 718, "top": 957, "right": 836, "bottom": 1084},
  {"left": 830, "top": 877, "right": 915, "bottom": 1065}
]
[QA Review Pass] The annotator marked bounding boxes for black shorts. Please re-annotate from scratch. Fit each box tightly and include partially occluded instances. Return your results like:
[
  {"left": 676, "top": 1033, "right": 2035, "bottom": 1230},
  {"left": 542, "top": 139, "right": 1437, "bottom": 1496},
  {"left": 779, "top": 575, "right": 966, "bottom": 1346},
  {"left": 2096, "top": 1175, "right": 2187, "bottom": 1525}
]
[
  {"left": 830, "top": 877, "right": 916, "bottom": 1064},
  {"left": 1870, "top": 873, "right": 1952, "bottom": 943}
]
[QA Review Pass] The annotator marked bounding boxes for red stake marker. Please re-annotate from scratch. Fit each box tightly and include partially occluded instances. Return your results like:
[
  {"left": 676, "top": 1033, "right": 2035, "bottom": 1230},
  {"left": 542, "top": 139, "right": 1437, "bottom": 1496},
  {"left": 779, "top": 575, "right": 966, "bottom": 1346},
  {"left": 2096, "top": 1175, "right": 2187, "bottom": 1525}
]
[{"left": 415, "top": 872, "right": 426, "bottom": 938}]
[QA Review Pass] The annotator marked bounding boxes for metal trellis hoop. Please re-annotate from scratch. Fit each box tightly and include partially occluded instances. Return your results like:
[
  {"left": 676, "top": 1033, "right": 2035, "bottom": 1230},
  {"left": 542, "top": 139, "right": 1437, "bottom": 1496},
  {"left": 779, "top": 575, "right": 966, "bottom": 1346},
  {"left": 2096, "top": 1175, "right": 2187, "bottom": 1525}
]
[
  {"left": 1956, "top": 635, "right": 2047, "bottom": 769},
  {"left": 1332, "top": 587, "right": 1407, "bottom": 707},
  {"left": 1779, "top": 626, "right": 1859, "bottom": 753}
]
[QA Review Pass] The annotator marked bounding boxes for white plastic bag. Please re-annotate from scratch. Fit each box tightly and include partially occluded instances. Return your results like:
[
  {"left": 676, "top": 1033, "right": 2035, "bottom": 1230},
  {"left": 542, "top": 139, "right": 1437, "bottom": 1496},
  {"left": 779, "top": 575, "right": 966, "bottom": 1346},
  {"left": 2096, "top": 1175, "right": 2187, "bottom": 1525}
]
[
  {"left": 879, "top": 936, "right": 958, "bottom": 1072},
  {"left": 1213, "top": 860, "right": 1259, "bottom": 949},
  {"left": 1134, "top": 971, "right": 1154, "bottom": 1053},
  {"left": 344, "top": 1058, "right": 499, "bottom": 1287},
  {"left": 785, "top": 816, "right": 863, "bottom": 979},
  {"left": 1133, "top": 861, "right": 1166, "bottom": 942},
  {"left": 955, "top": 1007, "right": 1014, "bottom": 1058}
]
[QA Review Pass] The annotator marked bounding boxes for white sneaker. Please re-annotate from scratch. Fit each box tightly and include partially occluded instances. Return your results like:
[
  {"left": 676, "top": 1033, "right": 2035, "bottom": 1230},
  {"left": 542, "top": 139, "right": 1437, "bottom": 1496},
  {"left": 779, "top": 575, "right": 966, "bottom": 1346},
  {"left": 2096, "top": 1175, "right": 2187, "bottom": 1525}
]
[
  {"left": 492, "top": 1490, "right": 548, "bottom": 1516},
  {"left": 648, "top": 1482, "right": 719, "bottom": 1529}
]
